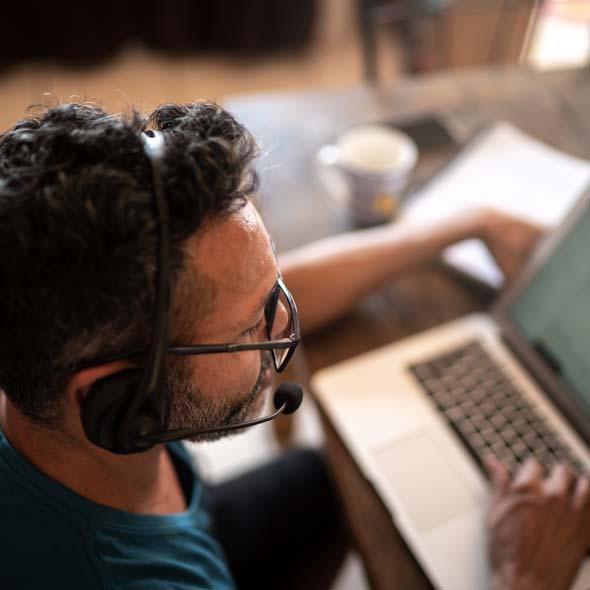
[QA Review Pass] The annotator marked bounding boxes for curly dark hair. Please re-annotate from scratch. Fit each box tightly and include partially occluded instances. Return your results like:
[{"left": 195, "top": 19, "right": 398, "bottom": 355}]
[{"left": 0, "top": 101, "right": 259, "bottom": 426}]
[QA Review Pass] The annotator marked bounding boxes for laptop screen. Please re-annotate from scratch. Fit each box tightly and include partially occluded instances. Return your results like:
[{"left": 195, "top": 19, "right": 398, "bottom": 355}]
[{"left": 507, "top": 206, "right": 590, "bottom": 413}]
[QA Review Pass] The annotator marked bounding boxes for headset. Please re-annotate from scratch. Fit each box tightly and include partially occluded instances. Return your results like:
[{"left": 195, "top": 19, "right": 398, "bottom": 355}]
[{"left": 80, "top": 130, "right": 302, "bottom": 454}]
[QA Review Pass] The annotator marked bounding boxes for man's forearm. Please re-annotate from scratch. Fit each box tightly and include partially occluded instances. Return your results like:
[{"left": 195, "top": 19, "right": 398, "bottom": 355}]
[{"left": 279, "top": 212, "right": 487, "bottom": 336}]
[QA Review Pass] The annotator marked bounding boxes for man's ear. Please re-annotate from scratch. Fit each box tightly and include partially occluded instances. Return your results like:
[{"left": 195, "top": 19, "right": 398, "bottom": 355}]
[{"left": 65, "top": 362, "right": 135, "bottom": 410}]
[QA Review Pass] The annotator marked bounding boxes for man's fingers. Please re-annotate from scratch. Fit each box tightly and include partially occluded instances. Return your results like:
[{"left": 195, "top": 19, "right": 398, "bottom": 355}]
[
  {"left": 543, "top": 464, "right": 576, "bottom": 501},
  {"left": 485, "top": 454, "right": 510, "bottom": 498},
  {"left": 572, "top": 475, "right": 590, "bottom": 513},
  {"left": 512, "top": 457, "right": 544, "bottom": 494}
]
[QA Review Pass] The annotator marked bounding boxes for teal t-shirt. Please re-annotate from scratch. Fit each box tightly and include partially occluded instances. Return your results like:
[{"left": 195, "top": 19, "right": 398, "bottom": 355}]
[{"left": 0, "top": 428, "right": 235, "bottom": 590}]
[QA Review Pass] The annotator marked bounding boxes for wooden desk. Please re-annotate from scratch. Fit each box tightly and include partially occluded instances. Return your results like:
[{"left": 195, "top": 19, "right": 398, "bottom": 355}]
[{"left": 225, "top": 67, "right": 590, "bottom": 590}]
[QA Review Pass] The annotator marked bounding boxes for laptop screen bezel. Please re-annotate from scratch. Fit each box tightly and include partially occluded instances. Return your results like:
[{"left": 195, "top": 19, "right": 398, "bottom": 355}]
[{"left": 492, "top": 188, "right": 590, "bottom": 443}]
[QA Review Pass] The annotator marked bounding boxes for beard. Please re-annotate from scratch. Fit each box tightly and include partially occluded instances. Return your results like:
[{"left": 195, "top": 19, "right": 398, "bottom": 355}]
[{"left": 164, "top": 354, "right": 272, "bottom": 443}]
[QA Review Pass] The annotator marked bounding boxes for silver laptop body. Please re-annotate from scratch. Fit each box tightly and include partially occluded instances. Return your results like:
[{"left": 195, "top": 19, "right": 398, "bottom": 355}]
[{"left": 312, "top": 191, "right": 590, "bottom": 590}]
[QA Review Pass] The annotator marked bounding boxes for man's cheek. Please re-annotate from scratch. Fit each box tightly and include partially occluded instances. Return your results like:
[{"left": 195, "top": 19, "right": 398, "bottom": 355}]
[
  {"left": 192, "top": 353, "right": 259, "bottom": 394},
  {"left": 216, "top": 353, "right": 261, "bottom": 394},
  {"left": 240, "top": 354, "right": 263, "bottom": 392}
]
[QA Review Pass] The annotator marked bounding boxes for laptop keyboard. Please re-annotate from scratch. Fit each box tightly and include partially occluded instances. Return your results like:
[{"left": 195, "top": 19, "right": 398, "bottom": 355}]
[{"left": 409, "top": 341, "right": 586, "bottom": 476}]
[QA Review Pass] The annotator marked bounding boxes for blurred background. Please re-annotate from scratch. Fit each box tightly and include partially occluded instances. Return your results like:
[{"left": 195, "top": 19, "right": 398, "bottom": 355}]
[
  {"left": 1, "top": 2, "right": 588, "bottom": 588},
  {"left": 1, "top": 0, "right": 589, "bottom": 130}
]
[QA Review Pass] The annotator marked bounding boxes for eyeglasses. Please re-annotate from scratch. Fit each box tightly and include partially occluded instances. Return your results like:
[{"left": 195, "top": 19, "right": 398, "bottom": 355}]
[
  {"left": 59, "top": 277, "right": 300, "bottom": 375},
  {"left": 166, "top": 277, "right": 300, "bottom": 373}
]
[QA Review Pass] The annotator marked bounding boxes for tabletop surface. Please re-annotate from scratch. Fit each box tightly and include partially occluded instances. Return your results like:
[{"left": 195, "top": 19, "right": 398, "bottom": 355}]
[{"left": 225, "top": 66, "right": 590, "bottom": 590}]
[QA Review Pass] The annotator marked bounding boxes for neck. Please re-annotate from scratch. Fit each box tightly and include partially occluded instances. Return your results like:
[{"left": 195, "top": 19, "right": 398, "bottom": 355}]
[{"left": 0, "top": 393, "right": 187, "bottom": 515}]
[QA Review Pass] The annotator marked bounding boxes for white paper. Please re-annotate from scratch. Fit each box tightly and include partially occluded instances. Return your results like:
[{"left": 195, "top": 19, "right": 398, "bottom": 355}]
[{"left": 401, "top": 122, "right": 590, "bottom": 288}]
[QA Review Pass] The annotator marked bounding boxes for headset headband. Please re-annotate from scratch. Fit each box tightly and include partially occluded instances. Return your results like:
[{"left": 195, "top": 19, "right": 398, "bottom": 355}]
[{"left": 124, "top": 130, "right": 171, "bottom": 432}]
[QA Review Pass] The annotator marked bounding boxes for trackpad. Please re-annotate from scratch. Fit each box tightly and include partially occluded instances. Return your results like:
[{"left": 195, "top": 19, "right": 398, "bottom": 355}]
[{"left": 371, "top": 430, "right": 480, "bottom": 532}]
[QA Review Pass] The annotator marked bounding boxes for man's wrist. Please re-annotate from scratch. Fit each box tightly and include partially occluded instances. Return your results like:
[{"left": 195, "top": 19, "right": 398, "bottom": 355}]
[
  {"left": 461, "top": 208, "right": 491, "bottom": 241},
  {"left": 433, "top": 208, "right": 490, "bottom": 250}
]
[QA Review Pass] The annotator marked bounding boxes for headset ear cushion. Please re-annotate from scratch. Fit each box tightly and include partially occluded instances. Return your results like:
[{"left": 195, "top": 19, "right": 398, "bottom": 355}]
[{"left": 81, "top": 369, "right": 147, "bottom": 454}]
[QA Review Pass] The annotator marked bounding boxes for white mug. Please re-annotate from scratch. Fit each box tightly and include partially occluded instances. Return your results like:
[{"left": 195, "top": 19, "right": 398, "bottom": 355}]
[{"left": 316, "top": 124, "right": 418, "bottom": 225}]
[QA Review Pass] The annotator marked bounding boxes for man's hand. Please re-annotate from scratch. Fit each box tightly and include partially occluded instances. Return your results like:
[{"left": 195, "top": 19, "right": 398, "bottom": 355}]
[
  {"left": 479, "top": 209, "right": 547, "bottom": 284},
  {"left": 485, "top": 455, "right": 590, "bottom": 590}
]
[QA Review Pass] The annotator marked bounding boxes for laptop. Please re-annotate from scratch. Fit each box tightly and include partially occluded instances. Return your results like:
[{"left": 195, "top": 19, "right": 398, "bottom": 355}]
[{"left": 312, "top": 190, "right": 590, "bottom": 590}]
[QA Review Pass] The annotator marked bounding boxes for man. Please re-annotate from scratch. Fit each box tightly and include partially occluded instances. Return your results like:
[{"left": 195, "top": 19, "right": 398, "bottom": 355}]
[{"left": 0, "top": 102, "right": 587, "bottom": 590}]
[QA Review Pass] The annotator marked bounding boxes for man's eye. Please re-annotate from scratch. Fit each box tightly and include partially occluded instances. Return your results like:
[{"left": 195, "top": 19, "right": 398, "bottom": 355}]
[{"left": 242, "top": 319, "right": 264, "bottom": 338}]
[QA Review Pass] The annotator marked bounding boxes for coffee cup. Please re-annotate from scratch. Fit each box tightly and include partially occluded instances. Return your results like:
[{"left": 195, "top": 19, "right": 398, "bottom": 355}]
[{"left": 316, "top": 124, "right": 418, "bottom": 225}]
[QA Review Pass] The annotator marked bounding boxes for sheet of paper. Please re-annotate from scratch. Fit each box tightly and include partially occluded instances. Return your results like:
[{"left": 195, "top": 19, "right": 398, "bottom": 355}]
[{"left": 401, "top": 122, "right": 590, "bottom": 288}]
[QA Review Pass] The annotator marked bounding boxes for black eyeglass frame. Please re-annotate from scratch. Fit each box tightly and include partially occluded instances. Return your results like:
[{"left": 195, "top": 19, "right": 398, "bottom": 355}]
[
  {"left": 166, "top": 276, "right": 300, "bottom": 373},
  {"left": 56, "top": 277, "right": 299, "bottom": 378}
]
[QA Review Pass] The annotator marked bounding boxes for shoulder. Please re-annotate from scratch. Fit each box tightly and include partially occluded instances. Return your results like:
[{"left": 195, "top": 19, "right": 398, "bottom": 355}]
[
  {"left": 0, "top": 455, "right": 110, "bottom": 589},
  {"left": 0, "top": 514, "right": 107, "bottom": 589}
]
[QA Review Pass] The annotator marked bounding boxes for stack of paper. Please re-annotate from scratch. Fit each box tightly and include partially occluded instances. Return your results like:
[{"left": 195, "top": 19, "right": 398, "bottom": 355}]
[{"left": 400, "top": 122, "right": 590, "bottom": 288}]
